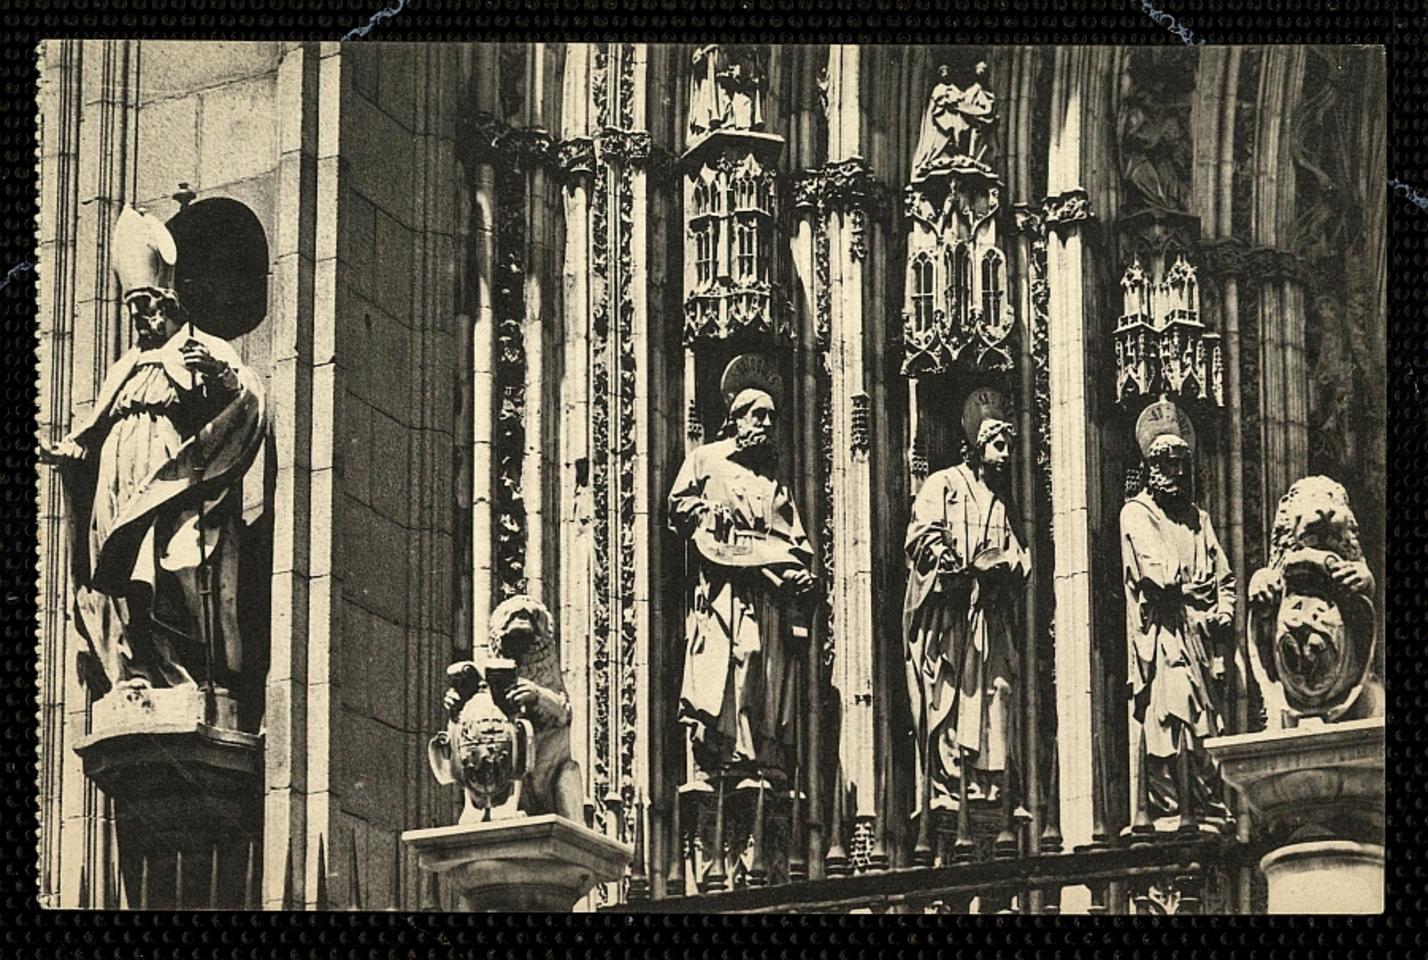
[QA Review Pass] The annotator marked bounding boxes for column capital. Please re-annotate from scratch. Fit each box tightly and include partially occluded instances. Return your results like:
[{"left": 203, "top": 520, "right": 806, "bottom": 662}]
[{"left": 1041, "top": 187, "right": 1096, "bottom": 236}]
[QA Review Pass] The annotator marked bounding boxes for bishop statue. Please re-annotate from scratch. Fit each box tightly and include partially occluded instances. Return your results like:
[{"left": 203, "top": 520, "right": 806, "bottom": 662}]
[
  {"left": 39, "top": 205, "right": 266, "bottom": 711},
  {"left": 1120, "top": 399, "right": 1234, "bottom": 832}
]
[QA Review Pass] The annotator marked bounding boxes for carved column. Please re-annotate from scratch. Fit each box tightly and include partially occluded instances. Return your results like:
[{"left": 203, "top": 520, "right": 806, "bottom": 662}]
[
  {"left": 557, "top": 43, "right": 597, "bottom": 837},
  {"left": 1251, "top": 47, "right": 1310, "bottom": 549},
  {"left": 822, "top": 45, "right": 879, "bottom": 855},
  {"left": 37, "top": 37, "right": 138, "bottom": 908},
  {"left": 468, "top": 52, "right": 500, "bottom": 657},
  {"left": 571, "top": 42, "right": 673, "bottom": 901},
  {"left": 1044, "top": 47, "right": 1115, "bottom": 911},
  {"left": 789, "top": 141, "right": 825, "bottom": 885}
]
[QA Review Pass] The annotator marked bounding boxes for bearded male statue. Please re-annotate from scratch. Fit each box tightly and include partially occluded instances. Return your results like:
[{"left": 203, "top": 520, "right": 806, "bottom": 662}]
[
  {"left": 667, "top": 356, "right": 815, "bottom": 789},
  {"left": 1120, "top": 400, "right": 1234, "bottom": 832},
  {"left": 902, "top": 387, "right": 1030, "bottom": 822},
  {"left": 39, "top": 205, "right": 266, "bottom": 713}
]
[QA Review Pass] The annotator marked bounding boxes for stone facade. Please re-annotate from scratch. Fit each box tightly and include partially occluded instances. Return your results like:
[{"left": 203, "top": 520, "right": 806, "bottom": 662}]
[{"left": 35, "top": 41, "right": 1386, "bottom": 913}]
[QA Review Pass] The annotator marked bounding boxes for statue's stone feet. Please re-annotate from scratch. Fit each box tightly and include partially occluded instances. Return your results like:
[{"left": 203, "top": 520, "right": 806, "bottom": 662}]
[{"left": 92, "top": 681, "right": 238, "bottom": 733}]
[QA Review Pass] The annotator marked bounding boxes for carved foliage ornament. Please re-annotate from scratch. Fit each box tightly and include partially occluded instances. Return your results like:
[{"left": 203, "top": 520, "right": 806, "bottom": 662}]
[
  {"left": 791, "top": 158, "right": 894, "bottom": 262},
  {"left": 1042, "top": 188, "right": 1095, "bottom": 234},
  {"left": 459, "top": 113, "right": 678, "bottom": 187}
]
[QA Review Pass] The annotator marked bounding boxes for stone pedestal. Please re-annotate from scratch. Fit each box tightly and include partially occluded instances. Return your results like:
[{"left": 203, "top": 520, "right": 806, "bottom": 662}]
[
  {"left": 1206, "top": 717, "right": 1384, "bottom": 914},
  {"left": 1260, "top": 840, "right": 1384, "bottom": 914},
  {"left": 402, "top": 815, "right": 632, "bottom": 912},
  {"left": 74, "top": 683, "right": 262, "bottom": 843}
]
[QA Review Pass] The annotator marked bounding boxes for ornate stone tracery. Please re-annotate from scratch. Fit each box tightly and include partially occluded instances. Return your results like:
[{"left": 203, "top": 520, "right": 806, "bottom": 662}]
[
  {"left": 1113, "top": 255, "right": 1224, "bottom": 408},
  {"left": 683, "top": 151, "right": 788, "bottom": 345},
  {"left": 900, "top": 65, "right": 1015, "bottom": 380}
]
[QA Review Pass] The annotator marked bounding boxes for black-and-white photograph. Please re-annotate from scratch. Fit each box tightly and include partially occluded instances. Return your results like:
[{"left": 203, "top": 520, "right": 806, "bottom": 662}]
[{"left": 32, "top": 40, "right": 1386, "bottom": 915}]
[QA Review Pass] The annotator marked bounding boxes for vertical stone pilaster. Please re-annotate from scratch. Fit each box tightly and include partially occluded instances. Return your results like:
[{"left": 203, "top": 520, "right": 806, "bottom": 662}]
[
  {"left": 823, "top": 46, "right": 877, "bottom": 826},
  {"left": 300, "top": 39, "right": 345, "bottom": 910},
  {"left": 469, "top": 50, "right": 499, "bottom": 657},
  {"left": 1251, "top": 47, "right": 1309, "bottom": 542},
  {"left": 263, "top": 40, "right": 321, "bottom": 910},
  {"left": 556, "top": 41, "right": 596, "bottom": 829},
  {"left": 1044, "top": 46, "right": 1113, "bottom": 910}
]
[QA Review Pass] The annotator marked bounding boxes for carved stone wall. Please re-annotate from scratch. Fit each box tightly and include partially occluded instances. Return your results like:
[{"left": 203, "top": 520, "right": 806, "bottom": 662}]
[{"left": 32, "top": 40, "right": 1387, "bottom": 915}]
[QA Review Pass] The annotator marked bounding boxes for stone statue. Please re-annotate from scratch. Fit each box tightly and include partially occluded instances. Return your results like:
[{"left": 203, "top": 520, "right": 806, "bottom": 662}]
[
  {"left": 429, "top": 595, "right": 584, "bottom": 823},
  {"left": 1115, "top": 49, "right": 1193, "bottom": 224},
  {"left": 1120, "top": 400, "right": 1234, "bottom": 830},
  {"left": 910, "top": 62, "right": 996, "bottom": 181},
  {"left": 1248, "top": 476, "right": 1378, "bottom": 724},
  {"left": 38, "top": 205, "right": 266, "bottom": 710},
  {"left": 667, "top": 355, "right": 815, "bottom": 787},
  {"left": 688, "top": 44, "right": 766, "bottom": 139},
  {"left": 902, "top": 387, "right": 1029, "bottom": 815}
]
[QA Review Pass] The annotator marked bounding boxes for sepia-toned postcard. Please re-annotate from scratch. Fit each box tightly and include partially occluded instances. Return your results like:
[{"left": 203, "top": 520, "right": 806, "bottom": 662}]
[{"left": 33, "top": 39, "right": 1386, "bottom": 914}]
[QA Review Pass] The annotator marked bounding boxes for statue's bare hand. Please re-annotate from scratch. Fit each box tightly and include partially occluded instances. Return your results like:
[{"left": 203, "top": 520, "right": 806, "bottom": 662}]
[
  {"left": 182, "top": 340, "right": 236, "bottom": 388},
  {"left": 781, "top": 568, "right": 815, "bottom": 595},
  {"left": 38, "top": 437, "right": 85, "bottom": 465}
]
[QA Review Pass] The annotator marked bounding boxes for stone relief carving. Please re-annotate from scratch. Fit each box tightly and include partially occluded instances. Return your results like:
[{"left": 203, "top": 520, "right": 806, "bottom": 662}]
[
  {"left": 667, "top": 355, "right": 816, "bottom": 788},
  {"left": 1115, "top": 48, "right": 1198, "bottom": 261},
  {"left": 39, "top": 205, "right": 267, "bottom": 722},
  {"left": 428, "top": 595, "right": 583, "bottom": 822},
  {"left": 902, "top": 389, "right": 1030, "bottom": 827},
  {"left": 589, "top": 45, "right": 615, "bottom": 847},
  {"left": 1120, "top": 400, "right": 1234, "bottom": 835},
  {"left": 1247, "top": 476, "right": 1378, "bottom": 724},
  {"left": 616, "top": 43, "right": 641, "bottom": 838},
  {"left": 494, "top": 155, "right": 529, "bottom": 600},
  {"left": 1116, "top": 59, "right": 1191, "bottom": 221}
]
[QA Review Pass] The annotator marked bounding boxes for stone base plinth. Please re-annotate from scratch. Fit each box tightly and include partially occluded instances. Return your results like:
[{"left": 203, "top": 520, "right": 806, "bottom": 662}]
[
  {"left": 1207, "top": 716, "right": 1384, "bottom": 914},
  {"left": 1260, "top": 840, "right": 1384, "bottom": 914},
  {"left": 73, "top": 683, "right": 261, "bottom": 844},
  {"left": 402, "top": 815, "right": 632, "bottom": 912}
]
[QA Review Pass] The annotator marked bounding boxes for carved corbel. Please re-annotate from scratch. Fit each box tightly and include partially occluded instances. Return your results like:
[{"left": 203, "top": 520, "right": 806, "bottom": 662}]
[
  {"left": 556, "top": 137, "right": 597, "bottom": 181},
  {"left": 1041, "top": 188, "right": 1095, "bottom": 236}
]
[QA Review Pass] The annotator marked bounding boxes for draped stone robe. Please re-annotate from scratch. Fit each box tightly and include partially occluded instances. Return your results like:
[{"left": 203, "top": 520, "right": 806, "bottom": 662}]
[
  {"left": 58, "top": 325, "right": 266, "bottom": 692},
  {"left": 1120, "top": 490, "right": 1235, "bottom": 818},
  {"left": 668, "top": 438, "right": 813, "bottom": 782},
  {"left": 902, "top": 463, "right": 1029, "bottom": 811}
]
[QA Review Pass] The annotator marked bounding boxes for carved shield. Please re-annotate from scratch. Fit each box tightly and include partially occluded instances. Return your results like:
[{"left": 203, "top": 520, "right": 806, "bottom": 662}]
[{"left": 1264, "top": 563, "right": 1376, "bottom": 721}]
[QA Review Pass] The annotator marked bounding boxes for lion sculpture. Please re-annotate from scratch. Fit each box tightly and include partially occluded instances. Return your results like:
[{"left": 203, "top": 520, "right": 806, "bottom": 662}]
[
  {"left": 1248, "top": 475, "right": 1378, "bottom": 724},
  {"left": 427, "top": 595, "right": 584, "bottom": 823}
]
